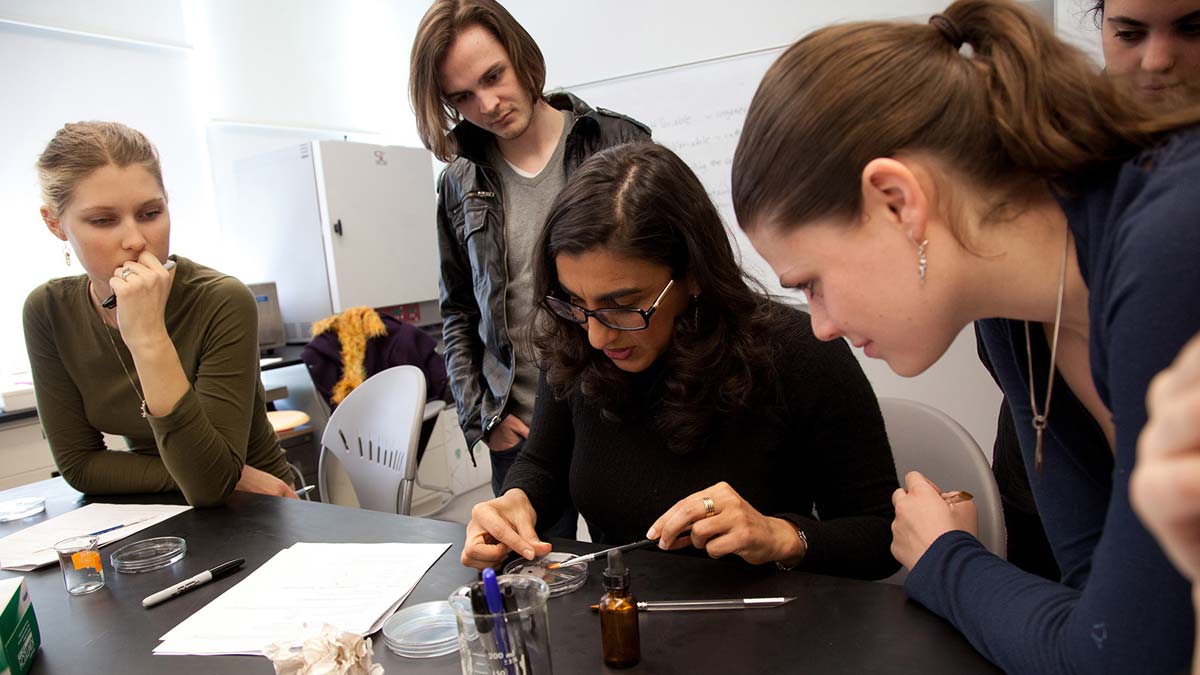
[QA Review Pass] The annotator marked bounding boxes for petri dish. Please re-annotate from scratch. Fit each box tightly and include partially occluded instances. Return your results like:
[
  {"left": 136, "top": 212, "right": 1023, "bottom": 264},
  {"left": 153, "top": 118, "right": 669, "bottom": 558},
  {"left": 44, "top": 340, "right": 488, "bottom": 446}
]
[
  {"left": 110, "top": 536, "right": 187, "bottom": 573},
  {"left": 382, "top": 601, "right": 458, "bottom": 658},
  {"left": 386, "top": 641, "right": 459, "bottom": 659},
  {"left": 503, "top": 552, "right": 587, "bottom": 597},
  {"left": 0, "top": 497, "right": 46, "bottom": 522}
]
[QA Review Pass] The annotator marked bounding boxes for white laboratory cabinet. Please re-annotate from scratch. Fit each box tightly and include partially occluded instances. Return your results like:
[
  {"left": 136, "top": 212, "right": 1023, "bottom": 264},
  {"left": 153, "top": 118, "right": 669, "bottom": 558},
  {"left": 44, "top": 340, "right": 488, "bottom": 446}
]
[{"left": 229, "top": 141, "right": 440, "bottom": 342}]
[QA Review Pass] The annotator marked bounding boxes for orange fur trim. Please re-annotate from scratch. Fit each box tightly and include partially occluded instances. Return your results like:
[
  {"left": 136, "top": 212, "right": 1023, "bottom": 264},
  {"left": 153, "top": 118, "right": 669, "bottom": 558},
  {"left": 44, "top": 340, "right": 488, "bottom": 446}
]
[{"left": 312, "top": 306, "right": 387, "bottom": 404}]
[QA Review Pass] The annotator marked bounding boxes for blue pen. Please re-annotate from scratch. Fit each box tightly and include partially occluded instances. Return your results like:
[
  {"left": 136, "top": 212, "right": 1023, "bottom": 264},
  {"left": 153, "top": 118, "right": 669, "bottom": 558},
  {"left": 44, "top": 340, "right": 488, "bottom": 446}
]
[
  {"left": 481, "top": 568, "right": 516, "bottom": 675},
  {"left": 86, "top": 520, "right": 145, "bottom": 537},
  {"left": 30, "top": 518, "right": 150, "bottom": 555}
]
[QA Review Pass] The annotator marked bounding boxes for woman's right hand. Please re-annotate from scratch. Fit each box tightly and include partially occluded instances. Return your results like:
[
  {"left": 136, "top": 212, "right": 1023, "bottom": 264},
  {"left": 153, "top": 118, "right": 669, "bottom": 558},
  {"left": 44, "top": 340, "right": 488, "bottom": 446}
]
[
  {"left": 234, "top": 464, "right": 298, "bottom": 499},
  {"left": 461, "top": 489, "right": 552, "bottom": 569},
  {"left": 110, "top": 251, "right": 175, "bottom": 353},
  {"left": 890, "top": 471, "right": 978, "bottom": 570}
]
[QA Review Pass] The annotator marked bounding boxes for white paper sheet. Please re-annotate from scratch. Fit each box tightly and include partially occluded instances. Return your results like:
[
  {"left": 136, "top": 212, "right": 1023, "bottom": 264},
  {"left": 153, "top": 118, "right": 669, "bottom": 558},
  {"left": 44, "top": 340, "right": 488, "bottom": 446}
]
[
  {"left": 153, "top": 541, "right": 451, "bottom": 656},
  {"left": 0, "top": 503, "right": 192, "bottom": 570}
]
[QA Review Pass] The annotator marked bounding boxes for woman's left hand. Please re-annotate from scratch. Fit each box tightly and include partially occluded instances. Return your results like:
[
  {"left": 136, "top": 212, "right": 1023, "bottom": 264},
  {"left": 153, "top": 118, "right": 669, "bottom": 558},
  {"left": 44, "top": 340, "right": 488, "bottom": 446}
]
[
  {"left": 890, "top": 470, "right": 979, "bottom": 570},
  {"left": 110, "top": 251, "right": 174, "bottom": 352},
  {"left": 646, "top": 481, "right": 806, "bottom": 565}
]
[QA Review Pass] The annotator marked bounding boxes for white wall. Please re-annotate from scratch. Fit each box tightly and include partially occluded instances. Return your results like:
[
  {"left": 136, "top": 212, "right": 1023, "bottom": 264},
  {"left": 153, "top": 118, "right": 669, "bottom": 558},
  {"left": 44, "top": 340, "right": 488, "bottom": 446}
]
[
  {"left": 0, "top": 0, "right": 188, "bottom": 45},
  {"left": 199, "top": 0, "right": 419, "bottom": 142},
  {"left": 1056, "top": 0, "right": 1105, "bottom": 65},
  {"left": 506, "top": 0, "right": 1052, "bottom": 88},
  {"left": 195, "top": 0, "right": 434, "bottom": 266}
]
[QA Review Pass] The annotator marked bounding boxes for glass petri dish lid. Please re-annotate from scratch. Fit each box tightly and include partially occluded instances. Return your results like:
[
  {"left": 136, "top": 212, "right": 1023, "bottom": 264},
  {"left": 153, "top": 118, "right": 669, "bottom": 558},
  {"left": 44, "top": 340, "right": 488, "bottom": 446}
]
[
  {"left": 503, "top": 551, "right": 587, "bottom": 597},
  {"left": 386, "top": 641, "right": 459, "bottom": 659},
  {"left": 110, "top": 536, "right": 187, "bottom": 573},
  {"left": 382, "top": 601, "right": 458, "bottom": 658},
  {"left": 0, "top": 497, "right": 46, "bottom": 522}
]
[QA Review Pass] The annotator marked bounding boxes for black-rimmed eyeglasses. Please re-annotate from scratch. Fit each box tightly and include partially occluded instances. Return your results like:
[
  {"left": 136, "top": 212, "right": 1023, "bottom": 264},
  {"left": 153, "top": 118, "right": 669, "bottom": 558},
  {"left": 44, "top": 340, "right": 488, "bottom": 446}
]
[{"left": 544, "top": 279, "right": 675, "bottom": 331}]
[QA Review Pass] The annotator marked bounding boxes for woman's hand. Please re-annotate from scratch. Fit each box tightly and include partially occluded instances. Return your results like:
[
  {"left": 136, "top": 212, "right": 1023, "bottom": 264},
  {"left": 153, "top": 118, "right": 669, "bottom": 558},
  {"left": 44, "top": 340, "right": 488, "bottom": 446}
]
[
  {"left": 1133, "top": 334, "right": 1200, "bottom": 584},
  {"left": 890, "top": 471, "right": 978, "bottom": 570},
  {"left": 110, "top": 251, "right": 175, "bottom": 353},
  {"left": 646, "top": 481, "right": 805, "bottom": 565},
  {"left": 462, "top": 489, "right": 552, "bottom": 570},
  {"left": 234, "top": 465, "right": 298, "bottom": 499}
]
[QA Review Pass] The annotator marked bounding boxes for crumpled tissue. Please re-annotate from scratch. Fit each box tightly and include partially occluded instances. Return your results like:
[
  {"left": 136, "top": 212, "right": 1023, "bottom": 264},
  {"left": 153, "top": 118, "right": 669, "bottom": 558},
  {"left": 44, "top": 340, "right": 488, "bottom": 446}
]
[{"left": 263, "top": 624, "right": 384, "bottom": 675}]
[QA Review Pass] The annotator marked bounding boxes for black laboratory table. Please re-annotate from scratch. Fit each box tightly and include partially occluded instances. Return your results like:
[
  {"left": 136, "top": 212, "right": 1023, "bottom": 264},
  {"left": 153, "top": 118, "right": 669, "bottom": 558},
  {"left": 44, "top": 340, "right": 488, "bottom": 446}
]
[{"left": 0, "top": 478, "right": 997, "bottom": 674}]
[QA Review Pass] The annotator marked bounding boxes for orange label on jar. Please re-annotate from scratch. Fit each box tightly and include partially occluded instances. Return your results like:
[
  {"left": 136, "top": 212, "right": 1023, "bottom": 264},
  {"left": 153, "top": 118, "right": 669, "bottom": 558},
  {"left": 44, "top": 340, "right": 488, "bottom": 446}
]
[{"left": 72, "top": 550, "right": 101, "bottom": 572}]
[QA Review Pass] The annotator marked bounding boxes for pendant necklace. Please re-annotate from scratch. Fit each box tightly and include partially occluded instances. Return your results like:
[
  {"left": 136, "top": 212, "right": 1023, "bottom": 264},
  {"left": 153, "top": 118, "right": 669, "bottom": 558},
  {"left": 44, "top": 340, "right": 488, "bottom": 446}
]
[{"left": 1023, "top": 230, "right": 1070, "bottom": 472}]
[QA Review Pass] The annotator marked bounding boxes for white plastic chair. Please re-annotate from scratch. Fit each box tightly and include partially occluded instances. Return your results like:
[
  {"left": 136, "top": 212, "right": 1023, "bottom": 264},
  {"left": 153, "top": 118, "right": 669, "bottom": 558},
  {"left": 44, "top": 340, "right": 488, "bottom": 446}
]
[
  {"left": 878, "top": 397, "right": 1006, "bottom": 584},
  {"left": 317, "top": 365, "right": 426, "bottom": 515}
]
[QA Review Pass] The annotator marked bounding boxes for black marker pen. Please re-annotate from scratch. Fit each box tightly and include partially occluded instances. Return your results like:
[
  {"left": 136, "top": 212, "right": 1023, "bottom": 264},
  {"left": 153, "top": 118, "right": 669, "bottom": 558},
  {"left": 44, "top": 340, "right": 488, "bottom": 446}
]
[{"left": 102, "top": 258, "right": 176, "bottom": 309}]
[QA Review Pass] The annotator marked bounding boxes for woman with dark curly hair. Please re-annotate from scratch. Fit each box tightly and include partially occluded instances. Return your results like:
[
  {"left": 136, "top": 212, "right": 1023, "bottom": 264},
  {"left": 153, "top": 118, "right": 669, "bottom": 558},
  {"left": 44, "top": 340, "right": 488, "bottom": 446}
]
[{"left": 459, "top": 142, "right": 900, "bottom": 581}]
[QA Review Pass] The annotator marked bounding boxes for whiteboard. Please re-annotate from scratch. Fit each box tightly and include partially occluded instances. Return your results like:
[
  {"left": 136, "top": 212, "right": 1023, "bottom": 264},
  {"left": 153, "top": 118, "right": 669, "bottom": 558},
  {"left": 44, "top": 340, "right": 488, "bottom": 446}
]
[{"left": 568, "top": 47, "right": 800, "bottom": 304}]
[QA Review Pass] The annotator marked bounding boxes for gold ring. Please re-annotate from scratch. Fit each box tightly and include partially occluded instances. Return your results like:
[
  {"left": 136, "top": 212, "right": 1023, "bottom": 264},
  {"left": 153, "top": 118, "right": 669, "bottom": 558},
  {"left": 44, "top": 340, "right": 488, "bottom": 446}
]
[{"left": 701, "top": 496, "right": 715, "bottom": 518}]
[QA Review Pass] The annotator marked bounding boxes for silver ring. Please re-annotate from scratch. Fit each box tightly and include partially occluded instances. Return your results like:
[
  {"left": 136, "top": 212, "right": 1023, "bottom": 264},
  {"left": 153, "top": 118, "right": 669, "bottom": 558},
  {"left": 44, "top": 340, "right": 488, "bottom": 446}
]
[
  {"left": 701, "top": 496, "right": 715, "bottom": 518},
  {"left": 119, "top": 268, "right": 133, "bottom": 280}
]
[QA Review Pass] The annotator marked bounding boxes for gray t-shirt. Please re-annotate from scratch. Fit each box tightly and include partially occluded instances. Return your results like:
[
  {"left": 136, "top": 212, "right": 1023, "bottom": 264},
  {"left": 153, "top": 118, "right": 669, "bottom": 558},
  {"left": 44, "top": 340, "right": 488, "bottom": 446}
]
[{"left": 489, "top": 109, "right": 575, "bottom": 424}]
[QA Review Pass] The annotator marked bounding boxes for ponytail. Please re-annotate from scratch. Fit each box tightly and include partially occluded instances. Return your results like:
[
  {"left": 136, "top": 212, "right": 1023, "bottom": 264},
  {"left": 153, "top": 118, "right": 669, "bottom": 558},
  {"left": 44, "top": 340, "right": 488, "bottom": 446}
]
[
  {"left": 945, "top": 1, "right": 1152, "bottom": 184},
  {"left": 732, "top": 0, "right": 1200, "bottom": 237}
]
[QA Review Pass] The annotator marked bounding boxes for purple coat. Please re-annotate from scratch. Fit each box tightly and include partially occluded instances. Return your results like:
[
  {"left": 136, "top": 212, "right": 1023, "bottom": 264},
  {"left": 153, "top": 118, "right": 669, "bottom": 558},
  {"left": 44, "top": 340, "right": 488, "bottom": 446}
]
[{"left": 301, "top": 313, "right": 450, "bottom": 410}]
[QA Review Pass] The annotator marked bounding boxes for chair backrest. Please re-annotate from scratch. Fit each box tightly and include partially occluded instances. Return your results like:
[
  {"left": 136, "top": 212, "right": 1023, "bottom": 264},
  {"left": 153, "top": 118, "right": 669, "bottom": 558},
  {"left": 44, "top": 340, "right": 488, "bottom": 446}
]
[
  {"left": 877, "top": 397, "right": 1006, "bottom": 584},
  {"left": 318, "top": 365, "right": 426, "bottom": 514}
]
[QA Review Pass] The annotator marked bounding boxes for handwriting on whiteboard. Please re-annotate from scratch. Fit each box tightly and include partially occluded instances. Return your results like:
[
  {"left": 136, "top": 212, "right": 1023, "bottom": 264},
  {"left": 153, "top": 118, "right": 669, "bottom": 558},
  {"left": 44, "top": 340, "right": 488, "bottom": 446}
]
[{"left": 571, "top": 49, "right": 805, "bottom": 304}]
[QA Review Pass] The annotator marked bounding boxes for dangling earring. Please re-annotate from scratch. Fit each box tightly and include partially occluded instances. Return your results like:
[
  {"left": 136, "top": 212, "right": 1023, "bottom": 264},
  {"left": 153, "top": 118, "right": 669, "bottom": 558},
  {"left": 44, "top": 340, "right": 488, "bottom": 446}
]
[
  {"left": 916, "top": 239, "right": 928, "bottom": 283},
  {"left": 691, "top": 294, "right": 700, "bottom": 325},
  {"left": 63, "top": 243, "right": 72, "bottom": 267}
]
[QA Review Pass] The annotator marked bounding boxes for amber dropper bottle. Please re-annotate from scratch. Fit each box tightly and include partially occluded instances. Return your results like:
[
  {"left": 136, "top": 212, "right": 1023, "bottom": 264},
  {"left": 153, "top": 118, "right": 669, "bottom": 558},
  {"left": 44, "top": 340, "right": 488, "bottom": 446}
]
[{"left": 599, "top": 548, "right": 640, "bottom": 668}]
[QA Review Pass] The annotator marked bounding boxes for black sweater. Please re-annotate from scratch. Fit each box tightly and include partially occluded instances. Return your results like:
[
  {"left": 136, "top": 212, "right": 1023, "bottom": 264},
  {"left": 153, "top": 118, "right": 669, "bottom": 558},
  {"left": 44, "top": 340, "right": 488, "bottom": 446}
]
[{"left": 504, "top": 307, "right": 900, "bottom": 580}]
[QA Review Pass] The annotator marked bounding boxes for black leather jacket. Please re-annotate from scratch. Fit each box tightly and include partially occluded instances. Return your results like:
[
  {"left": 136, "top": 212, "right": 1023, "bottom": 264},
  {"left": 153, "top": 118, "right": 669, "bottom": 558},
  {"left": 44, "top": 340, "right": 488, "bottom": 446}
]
[{"left": 435, "top": 92, "right": 651, "bottom": 460}]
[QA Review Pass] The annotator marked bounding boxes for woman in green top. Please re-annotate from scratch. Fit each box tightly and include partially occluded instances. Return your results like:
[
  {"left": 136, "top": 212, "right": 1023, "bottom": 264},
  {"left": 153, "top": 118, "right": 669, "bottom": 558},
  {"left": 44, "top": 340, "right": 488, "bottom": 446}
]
[{"left": 23, "top": 121, "right": 296, "bottom": 507}]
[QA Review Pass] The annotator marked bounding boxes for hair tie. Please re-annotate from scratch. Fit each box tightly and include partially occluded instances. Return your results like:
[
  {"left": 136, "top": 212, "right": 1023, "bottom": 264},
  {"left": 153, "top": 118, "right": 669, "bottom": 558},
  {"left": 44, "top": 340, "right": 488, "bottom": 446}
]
[{"left": 929, "top": 14, "right": 965, "bottom": 49}]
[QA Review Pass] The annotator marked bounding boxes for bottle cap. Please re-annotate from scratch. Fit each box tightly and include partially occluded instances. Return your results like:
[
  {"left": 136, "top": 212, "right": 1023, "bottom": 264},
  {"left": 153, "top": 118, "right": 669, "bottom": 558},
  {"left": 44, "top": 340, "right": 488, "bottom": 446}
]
[{"left": 603, "top": 549, "right": 630, "bottom": 591}]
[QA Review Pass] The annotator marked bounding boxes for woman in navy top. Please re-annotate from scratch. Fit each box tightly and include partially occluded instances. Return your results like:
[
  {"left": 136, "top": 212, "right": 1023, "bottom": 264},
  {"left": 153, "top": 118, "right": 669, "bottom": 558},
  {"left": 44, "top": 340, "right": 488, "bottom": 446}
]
[{"left": 731, "top": 0, "right": 1200, "bottom": 673}]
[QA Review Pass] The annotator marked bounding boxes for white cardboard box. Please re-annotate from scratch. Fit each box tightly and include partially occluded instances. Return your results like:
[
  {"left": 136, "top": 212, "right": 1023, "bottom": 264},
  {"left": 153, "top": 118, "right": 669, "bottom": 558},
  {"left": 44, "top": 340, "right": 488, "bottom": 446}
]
[
  {"left": 0, "top": 577, "right": 40, "bottom": 675},
  {"left": 0, "top": 390, "right": 33, "bottom": 415}
]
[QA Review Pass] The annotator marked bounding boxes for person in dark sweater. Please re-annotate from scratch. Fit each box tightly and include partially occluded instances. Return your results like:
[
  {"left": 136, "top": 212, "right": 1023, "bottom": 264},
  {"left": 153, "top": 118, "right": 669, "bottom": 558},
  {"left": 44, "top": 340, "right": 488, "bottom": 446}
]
[
  {"left": 730, "top": 1, "right": 1200, "bottom": 672},
  {"left": 460, "top": 142, "right": 901, "bottom": 580}
]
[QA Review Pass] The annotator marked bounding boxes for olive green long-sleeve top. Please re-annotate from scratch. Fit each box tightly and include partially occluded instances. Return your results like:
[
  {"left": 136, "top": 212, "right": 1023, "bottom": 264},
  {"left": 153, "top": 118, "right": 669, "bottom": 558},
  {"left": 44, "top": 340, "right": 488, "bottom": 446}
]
[{"left": 22, "top": 256, "right": 292, "bottom": 507}]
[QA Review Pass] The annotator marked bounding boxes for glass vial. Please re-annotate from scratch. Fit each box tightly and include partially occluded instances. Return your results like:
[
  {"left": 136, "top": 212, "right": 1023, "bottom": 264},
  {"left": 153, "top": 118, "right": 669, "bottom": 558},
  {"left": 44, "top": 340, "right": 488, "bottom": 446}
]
[{"left": 599, "top": 549, "right": 640, "bottom": 668}]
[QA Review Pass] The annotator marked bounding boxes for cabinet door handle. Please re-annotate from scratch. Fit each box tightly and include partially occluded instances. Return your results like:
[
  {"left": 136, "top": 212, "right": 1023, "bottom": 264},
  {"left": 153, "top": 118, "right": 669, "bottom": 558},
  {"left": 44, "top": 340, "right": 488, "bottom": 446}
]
[{"left": 333, "top": 219, "right": 343, "bottom": 236}]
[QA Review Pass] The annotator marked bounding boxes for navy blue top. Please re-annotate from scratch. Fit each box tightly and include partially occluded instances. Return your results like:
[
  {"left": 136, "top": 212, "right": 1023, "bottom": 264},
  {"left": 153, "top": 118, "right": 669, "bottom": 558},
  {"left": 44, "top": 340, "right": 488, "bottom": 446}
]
[{"left": 906, "top": 129, "right": 1200, "bottom": 674}]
